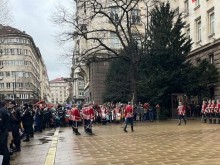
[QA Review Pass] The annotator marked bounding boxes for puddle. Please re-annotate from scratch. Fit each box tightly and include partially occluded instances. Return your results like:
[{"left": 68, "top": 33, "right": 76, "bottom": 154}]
[{"left": 38, "top": 137, "right": 52, "bottom": 144}]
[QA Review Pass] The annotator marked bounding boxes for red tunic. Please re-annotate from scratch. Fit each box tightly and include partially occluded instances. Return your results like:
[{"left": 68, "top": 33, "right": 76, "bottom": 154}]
[
  {"left": 177, "top": 105, "right": 186, "bottom": 115},
  {"left": 124, "top": 105, "right": 133, "bottom": 118},
  {"left": 70, "top": 108, "right": 81, "bottom": 121},
  {"left": 201, "top": 104, "right": 207, "bottom": 113}
]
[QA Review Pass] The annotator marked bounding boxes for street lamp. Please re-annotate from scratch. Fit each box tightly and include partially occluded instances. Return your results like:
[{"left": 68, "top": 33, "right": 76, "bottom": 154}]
[{"left": 12, "top": 73, "right": 17, "bottom": 101}]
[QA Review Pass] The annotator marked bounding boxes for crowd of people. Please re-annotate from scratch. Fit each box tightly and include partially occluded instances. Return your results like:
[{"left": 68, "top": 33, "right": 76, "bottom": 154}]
[{"left": 0, "top": 99, "right": 161, "bottom": 165}]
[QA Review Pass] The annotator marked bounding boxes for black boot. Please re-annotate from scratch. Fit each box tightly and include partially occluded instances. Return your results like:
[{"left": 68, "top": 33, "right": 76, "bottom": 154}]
[
  {"left": 131, "top": 126, "right": 134, "bottom": 132},
  {"left": 23, "top": 138, "right": 30, "bottom": 142},
  {"left": 124, "top": 125, "right": 127, "bottom": 132},
  {"left": 75, "top": 128, "right": 81, "bottom": 135}
]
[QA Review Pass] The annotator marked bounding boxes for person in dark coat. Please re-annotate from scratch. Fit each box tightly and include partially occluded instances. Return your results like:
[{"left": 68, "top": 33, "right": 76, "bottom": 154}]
[
  {"left": 8, "top": 100, "right": 21, "bottom": 152},
  {"left": 0, "top": 100, "right": 10, "bottom": 165},
  {"left": 21, "top": 103, "right": 33, "bottom": 142}
]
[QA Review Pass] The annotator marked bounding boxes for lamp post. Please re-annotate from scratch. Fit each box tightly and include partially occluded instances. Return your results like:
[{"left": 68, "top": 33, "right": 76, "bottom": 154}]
[{"left": 13, "top": 73, "right": 17, "bottom": 101}]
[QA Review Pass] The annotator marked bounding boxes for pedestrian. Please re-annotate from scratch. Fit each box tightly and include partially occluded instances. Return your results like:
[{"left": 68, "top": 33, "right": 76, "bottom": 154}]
[
  {"left": 21, "top": 103, "right": 33, "bottom": 142},
  {"left": 148, "top": 104, "right": 154, "bottom": 122},
  {"left": 0, "top": 100, "right": 10, "bottom": 165},
  {"left": 177, "top": 102, "right": 186, "bottom": 126},
  {"left": 123, "top": 102, "right": 134, "bottom": 132},
  {"left": 8, "top": 100, "right": 21, "bottom": 152},
  {"left": 155, "top": 104, "right": 160, "bottom": 120}
]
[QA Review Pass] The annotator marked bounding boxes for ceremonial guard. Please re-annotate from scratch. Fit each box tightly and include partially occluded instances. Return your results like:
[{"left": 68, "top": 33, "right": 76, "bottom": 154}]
[
  {"left": 201, "top": 101, "right": 207, "bottom": 123},
  {"left": 177, "top": 102, "right": 186, "bottom": 126},
  {"left": 70, "top": 105, "right": 81, "bottom": 135},
  {"left": 82, "top": 104, "right": 95, "bottom": 135},
  {"left": 123, "top": 103, "right": 134, "bottom": 132},
  {"left": 216, "top": 100, "right": 220, "bottom": 124},
  {"left": 205, "top": 100, "right": 211, "bottom": 123},
  {"left": 209, "top": 100, "right": 215, "bottom": 124}
]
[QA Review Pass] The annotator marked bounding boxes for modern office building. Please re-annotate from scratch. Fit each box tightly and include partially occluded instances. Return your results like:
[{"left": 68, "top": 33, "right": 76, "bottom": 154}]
[{"left": 0, "top": 25, "right": 50, "bottom": 103}]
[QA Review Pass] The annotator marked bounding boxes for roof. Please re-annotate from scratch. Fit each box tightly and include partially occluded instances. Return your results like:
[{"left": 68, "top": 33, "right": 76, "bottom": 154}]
[
  {"left": 0, "top": 24, "right": 26, "bottom": 35},
  {"left": 50, "top": 77, "right": 68, "bottom": 83}
]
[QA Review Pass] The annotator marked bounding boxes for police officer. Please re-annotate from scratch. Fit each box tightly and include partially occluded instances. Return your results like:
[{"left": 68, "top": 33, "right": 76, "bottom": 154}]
[
  {"left": 8, "top": 100, "right": 21, "bottom": 152},
  {"left": 0, "top": 100, "right": 10, "bottom": 165}
]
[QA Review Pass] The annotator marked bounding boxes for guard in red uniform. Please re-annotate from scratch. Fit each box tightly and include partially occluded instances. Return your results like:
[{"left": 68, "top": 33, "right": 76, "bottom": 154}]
[
  {"left": 201, "top": 101, "right": 207, "bottom": 123},
  {"left": 209, "top": 100, "right": 215, "bottom": 124},
  {"left": 206, "top": 100, "right": 212, "bottom": 123},
  {"left": 177, "top": 102, "right": 186, "bottom": 125},
  {"left": 123, "top": 102, "right": 134, "bottom": 132},
  {"left": 82, "top": 104, "right": 95, "bottom": 135},
  {"left": 70, "top": 105, "right": 81, "bottom": 135}
]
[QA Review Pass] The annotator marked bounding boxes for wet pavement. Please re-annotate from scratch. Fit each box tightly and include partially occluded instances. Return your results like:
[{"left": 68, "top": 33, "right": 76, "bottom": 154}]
[{"left": 11, "top": 119, "right": 220, "bottom": 165}]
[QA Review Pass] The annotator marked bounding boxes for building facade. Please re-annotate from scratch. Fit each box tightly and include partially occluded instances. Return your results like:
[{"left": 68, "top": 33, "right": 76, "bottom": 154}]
[
  {"left": 0, "top": 25, "right": 50, "bottom": 104},
  {"left": 170, "top": 0, "right": 220, "bottom": 98},
  {"left": 72, "top": 0, "right": 151, "bottom": 104},
  {"left": 49, "top": 77, "right": 70, "bottom": 105},
  {"left": 73, "top": 0, "right": 220, "bottom": 103}
]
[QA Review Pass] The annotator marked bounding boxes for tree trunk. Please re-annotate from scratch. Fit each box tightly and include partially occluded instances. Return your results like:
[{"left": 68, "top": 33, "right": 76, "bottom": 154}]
[{"left": 130, "top": 63, "right": 137, "bottom": 104}]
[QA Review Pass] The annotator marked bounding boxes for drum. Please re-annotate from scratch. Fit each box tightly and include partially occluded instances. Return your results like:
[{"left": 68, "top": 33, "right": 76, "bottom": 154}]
[{"left": 116, "top": 113, "right": 121, "bottom": 121}]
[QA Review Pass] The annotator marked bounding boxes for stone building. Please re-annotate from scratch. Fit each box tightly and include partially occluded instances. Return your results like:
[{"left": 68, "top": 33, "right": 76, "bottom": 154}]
[
  {"left": 72, "top": 0, "right": 151, "bottom": 104},
  {"left": 73, "top": 0, "right": 220, "bottom": 104},
  {"left": 49, "top": 77, "right": 70, "bottom": 105},
  {"left": 0, "top": 25, "right": 50, "bottom": 103},
  {"left": 170, "top": 0, "right": 220, "bottom": 98}
]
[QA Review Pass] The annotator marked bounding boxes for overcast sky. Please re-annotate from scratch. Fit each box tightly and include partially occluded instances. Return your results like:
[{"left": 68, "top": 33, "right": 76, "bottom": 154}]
[{"left": 10, "top": 0, "right": 74, "bottom": 80}]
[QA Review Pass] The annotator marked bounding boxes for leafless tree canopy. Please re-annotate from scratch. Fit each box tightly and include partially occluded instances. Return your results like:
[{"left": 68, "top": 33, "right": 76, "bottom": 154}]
[
  {"left": 0, "top": 0, "right": 13, "bottom": 25},
  {"left": 52, "top": 0, "right": 159, "bottom": 63}
]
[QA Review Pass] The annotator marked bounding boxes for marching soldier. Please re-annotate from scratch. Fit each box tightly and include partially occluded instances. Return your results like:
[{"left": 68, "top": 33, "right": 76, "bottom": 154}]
[
  {"left": 82, "top": 104, "right": 95, "bottom": 135},
  {"left": 177, "top": 102, "right": 186, "bottom": 126},
  {"left": 123, "top": 102, "right": 134, "bottom": 132},
  {"left": 201, "top": 101, "right": 207, "bottom": 123},
  {"left": 70, "top": 105, "right": 81, "bottom": 135}
]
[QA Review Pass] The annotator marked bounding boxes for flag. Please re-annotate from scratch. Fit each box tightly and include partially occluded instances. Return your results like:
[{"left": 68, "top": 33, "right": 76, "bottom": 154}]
[{"left": 192, "top": 0, "right": 196, "bottom": 2}]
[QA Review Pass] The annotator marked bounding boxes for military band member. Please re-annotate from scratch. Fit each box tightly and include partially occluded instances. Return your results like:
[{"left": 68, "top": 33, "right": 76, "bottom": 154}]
[{"left": 70, "top": 105, "right": 81, "bottom": 135}]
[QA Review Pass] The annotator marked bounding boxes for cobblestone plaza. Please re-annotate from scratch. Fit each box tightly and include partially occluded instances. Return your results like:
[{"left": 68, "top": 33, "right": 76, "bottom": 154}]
[{"left": 11, "top": 120, "right": 220, "bottom": 165}]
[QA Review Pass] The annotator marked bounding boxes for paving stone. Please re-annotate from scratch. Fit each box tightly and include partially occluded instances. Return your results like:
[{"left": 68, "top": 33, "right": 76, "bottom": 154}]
[{"left": 11, "top": 120, "right": 220, "bottom": 165}]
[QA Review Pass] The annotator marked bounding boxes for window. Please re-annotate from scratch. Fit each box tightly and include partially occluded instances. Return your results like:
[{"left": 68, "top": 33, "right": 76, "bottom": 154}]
[
  {"left": 5, "top": 72, "right": 10, "bottom": 77},
  {"left": 209, "top": 12, "right": 214, "bottom": 35},
  {"left": 196, "top": 19, "right": 201, "bottom": 42},
  {"left": 174, "top": 7, "right": 179, "bottom": 17},
  {"left": 209, "top": 54, "right": 214, "bottom": 64},
  {"left": 110, "top": 32, "right": 121, "bottom": 49},
  {"left": 0, "top": 72, "right": 4, "bottom": 77},
  {"left": 110, "top": 7, "right": 119, "bottom": 22},
  {"left": 0, "top": 83, "right": 4, "bottom": 89},
  {"left": 131, "top": 9, "right": 141, "bottom": 24},
  {"left": 186, "top": 28, "right": 190, "bottom": 39},
  {"left": 184, "top": 0, "right": 189, "bottom": 15},
  {"left": 6, "top": 83, "right": 10, "bottom": 88}
]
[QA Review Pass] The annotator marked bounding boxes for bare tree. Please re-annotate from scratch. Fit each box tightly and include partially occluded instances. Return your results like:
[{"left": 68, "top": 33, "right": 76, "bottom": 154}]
[
  {"left": 0, "top": 0, "right": 13, "bottom": 25},
  {"left": 52, "top": 0, "right": 159, "bottom": 103}
]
